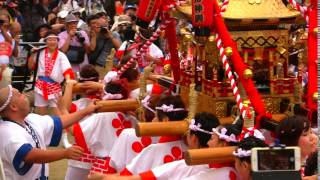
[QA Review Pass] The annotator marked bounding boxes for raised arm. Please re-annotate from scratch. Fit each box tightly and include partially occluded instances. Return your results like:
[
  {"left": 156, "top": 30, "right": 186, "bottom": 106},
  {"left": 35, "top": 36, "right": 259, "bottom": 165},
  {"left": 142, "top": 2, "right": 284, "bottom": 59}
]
[{"left": 24, "top": 145, "right": 83, "bottom": 164}]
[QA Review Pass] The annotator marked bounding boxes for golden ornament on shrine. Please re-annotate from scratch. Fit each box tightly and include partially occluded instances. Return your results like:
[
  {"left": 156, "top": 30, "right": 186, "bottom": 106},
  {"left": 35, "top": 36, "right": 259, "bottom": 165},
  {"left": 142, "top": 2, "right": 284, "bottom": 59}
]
[
  {"left": 313, "top": 28, "right": 318, "bottom": 35},
  {"left": 164, "top": 64, "right": 171, "bottom": 76},
  {"left": 313, "top": 92, "right": 318, "bottom": 101},
  {"left": 180, "top": 28, "right": 187, "bottom": 35},
  {"left": 243, "top": 69, "right": 253, "bottom": 79},
  {"left": 208, "top": 35, "right": 215, "bottom": 42},
  {"left": 184, "top": 34, "right": 193, "bottom": 42},
  {"left": 243, "top": 99, "right": 251, "bottom": 107},
  {"left": 276, "top": 46, "right": 286, "bottom": 55},
  {"left": 225, "top": 47, "right": 233, "bottom": 57}
]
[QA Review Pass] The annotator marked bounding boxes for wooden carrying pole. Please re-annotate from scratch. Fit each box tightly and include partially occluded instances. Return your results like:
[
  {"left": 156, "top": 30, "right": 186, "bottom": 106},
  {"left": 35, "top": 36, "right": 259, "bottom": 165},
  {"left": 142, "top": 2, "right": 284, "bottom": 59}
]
[
  {"left": 135, "top": 117, "right": 235, "bottom": 137},
  {"left": 184, "top": 146, "right": 236, "bottom": 165},
  {"left": 96, "top": 99, "right": 140, "bottom": 112},
  {"left": 136, "top": 121, "right": 189, "bottom": 137}
]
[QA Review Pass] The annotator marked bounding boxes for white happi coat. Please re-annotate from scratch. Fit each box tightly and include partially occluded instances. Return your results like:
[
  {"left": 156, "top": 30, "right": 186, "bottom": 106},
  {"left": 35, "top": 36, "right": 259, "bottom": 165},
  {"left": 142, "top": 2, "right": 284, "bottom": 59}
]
[
  {"left": 129, "top": 84, "right": 154, "bottom": 99},
  {"left": 68, "top": 98, "right": 95, "bottom": 170},
  {"left": 108, "top": 128, "right": 159, "bottom": 172},
  {"left": 68, "top": 98, "right": 138, "bottom": 173},
  {"left": 182, "top": 164, "right": 239, "bottom": 180},
  {"left": 0, "top": 114, "right": 62, "bottom": 180},
  {"left": 34, "top": 49, "right": 73, "bottom": 100},
  {"left": 120, "top": 136, "right": 187, "bottom": 175},
  {"left": 139, "top": 159, "right": 209, "bottom": 180}
]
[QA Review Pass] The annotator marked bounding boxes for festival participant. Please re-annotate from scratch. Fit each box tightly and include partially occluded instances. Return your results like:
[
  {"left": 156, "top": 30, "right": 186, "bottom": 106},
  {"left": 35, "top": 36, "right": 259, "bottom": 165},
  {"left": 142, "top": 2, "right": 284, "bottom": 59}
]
[
  {"left": 116, "top": 28, "right": 164, "bottom": 74},
  {"left": 183, "top": 123, "right": 242, "bottom": 180},
  {"left": 28, "top": 31, "right": 74, "bottom": 115},
  {"left": 277, "top": 115, "right": 318, "bottom": 177},
  {"left": 116, "top": 95, "right": 188, "bottom": 176},
  {"left": 0, "top": 84, "right": 99, "bottom": 180},
  {"left": 79, "top": 54, "right": 159, "bottom": 99},
  {"left": 62, "top": 66, "right": 137, "bottom": 180},
  {"left": 88, "top": 95, "right": 188, "bottom": 179},
  {"left": 107, "top": 94, "right": 162, "bottom": 173},
  {"left": 61, "top": 64, "right": 100, "bottom": 148},
  {"left": 233, "top": 134, "right": 268, "bottom": 180},
  {"left": 131, "top": 112, "right": 221, "bottom": 180}
]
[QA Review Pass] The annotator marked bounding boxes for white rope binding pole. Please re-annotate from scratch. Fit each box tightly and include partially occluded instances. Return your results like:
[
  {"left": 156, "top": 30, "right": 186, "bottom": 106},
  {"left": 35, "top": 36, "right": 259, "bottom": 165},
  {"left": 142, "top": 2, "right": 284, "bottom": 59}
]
[{"left": 215, "top": 32, "right": 248, "bottom": 119}]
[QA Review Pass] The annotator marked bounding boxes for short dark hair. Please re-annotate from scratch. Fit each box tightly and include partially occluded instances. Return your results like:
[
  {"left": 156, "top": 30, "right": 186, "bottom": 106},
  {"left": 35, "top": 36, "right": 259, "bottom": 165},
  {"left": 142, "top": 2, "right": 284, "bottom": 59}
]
[
  {"left": 156, "top": 95, "right": 188, "bottom": 121},
  {"left": 86, "top": 14, "right": 99, "bottom": 24},
  {"left": 144, "top": 94, "right": 161, "bottom": 122},
  {"left": 190, "top": 112, "right": 220, "bottom": 148},
  {"left": 79, "top": 64, "right": 99, "bottom": 82},
  {"left": 104, "top": 79, "right": 129, "bottom": 99},
  {"left": 277, "top": 115, "right": 310, "bottom": 146},
  {"left": 236, "top": 136, "right": 268, "bottom": 163},
  {"left": 304, "top": 152, "right": 318, "bottom": 176}
]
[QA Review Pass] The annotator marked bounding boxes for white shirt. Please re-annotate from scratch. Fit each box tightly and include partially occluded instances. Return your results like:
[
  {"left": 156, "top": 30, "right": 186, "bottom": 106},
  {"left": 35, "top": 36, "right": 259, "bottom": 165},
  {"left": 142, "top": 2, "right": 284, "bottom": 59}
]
[
  {"left": 0, "top": 114, "right": 62, "bottom": 180},
  {"left": 68, "top": 99, "right": 138, "bottom": 171},
  {"left": 121, "top": 137, "right": 187, "bottom": 175},
  {"left": 140, "top": 159, "right": 209, "bottom": 180},
  {"left": 109, "top": 128, "right": 159, "bottom": 172},
  {"left": 129, "top": 84, "right": 154, "bottom": 99},
  {"left": 183, "top": 166, "right": 239, "bottom": 180}
]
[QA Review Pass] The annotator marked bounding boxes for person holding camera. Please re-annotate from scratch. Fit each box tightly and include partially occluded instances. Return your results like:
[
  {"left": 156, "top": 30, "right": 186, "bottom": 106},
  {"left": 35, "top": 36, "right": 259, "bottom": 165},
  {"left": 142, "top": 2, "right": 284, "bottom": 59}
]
[
  {"left": 88, "top": 12, "right": 121, "bottom": 78},
  {"left": 58, "top": 13, "right": 91, "bottom": 74}
]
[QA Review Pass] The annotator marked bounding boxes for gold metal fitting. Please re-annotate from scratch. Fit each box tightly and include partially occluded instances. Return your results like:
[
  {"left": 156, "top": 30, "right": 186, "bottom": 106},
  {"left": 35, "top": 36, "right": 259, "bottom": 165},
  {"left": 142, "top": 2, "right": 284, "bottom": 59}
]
[
  {"left": 313, "top": 92, "right": 318, "bottom": 101},
  {"left": 276, "top": 46, "right": 287, "bottom": 55},
  {"left": 208, "top": 35, "right": 215, "bottom": 42},
  {"left": 313, "top": 28, "right": 318, "bottom": 35},
  {"left": 243, "top": 99, "right": 251, "bottom": 107},
  {"left": 243, "top": 69, "right": 253, "bottom": 79},
  {"left": 184, "top": 34, "right": 193, "bottom": 42},
  {"left": 225, "top": 47, "right": 233, "bottom": 57}
]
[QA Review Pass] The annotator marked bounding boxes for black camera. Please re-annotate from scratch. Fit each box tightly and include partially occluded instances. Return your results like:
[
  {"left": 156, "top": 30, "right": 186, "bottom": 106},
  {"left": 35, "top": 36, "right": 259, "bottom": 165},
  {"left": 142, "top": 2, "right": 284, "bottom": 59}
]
[
  {"left": 123, "top": 25, "right": 135, "bottom": 41},
  {"left": 75, "top": 31, "right": 85, "bottom": 43},
  {"left": 128, "top": 14, "right": 137, "bottom": 22},
  {"left": 100, "top": 26, "right": 109, "bottom": 34},
  {"left": 0, "top": 19, "right": 4, "bottom": 25}
]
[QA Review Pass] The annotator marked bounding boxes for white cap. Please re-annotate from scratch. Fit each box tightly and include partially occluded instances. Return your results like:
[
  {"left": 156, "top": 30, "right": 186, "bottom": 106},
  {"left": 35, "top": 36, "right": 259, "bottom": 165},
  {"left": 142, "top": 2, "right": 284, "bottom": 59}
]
[{"left": 58, "top": 10, "right": 69, "bottom": 18}]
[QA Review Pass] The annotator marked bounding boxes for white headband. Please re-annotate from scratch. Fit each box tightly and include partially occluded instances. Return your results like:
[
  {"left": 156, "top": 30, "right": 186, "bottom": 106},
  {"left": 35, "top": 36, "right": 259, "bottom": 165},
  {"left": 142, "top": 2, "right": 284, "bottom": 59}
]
[
  {"left": 155, "top": 104, "right": 185, "bottom": 112},
  {"left": 103, "top": 71, "right": 119, "bottom": 84},
  {"left": 102, "top": 92, "right": 123, "bottom": 100},
  {"left": 79, "top": 76, "right": 98, "bottom": 81},
  {"left": 141, "top": 95, "right": 155, "bottom": 114},
  {"left": 212, "top": 127, "right": 239, "bottom": 143},
  {"left": 189, "top": 119, "right": 213, "bottom": 135},
  {"left": 233, "top": 148, "right": 252, "bottom": 158},
  {"left": 0, "top": 85, "right": 13, "bottom": 112},
  {"left": 44, "top": 35, "right": 59, "bottom": 40}
]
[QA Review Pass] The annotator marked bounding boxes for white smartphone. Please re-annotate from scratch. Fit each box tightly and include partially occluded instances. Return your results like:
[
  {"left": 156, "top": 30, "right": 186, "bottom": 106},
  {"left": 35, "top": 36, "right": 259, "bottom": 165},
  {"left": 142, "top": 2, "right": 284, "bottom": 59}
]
[{"left": 251, "top": 146, "right": 301, "bottom": 172}]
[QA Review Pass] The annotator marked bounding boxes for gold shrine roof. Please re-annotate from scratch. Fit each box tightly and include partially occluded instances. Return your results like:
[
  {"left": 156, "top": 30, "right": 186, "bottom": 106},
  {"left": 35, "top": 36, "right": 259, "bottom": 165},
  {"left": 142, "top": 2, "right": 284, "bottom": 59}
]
[
  {"left": 223, "top": 0, "right": 300, "bottom": 19},
  {"left": 176, "top": 0, "right": 300, "bottom": 20}
]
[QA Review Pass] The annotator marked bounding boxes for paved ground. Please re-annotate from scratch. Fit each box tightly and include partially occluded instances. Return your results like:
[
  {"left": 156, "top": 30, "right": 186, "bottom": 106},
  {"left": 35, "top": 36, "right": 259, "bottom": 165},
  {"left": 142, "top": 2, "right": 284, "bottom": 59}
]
[
  {"left": 49, "top": 157, "right": 67, "bottom": 180},
  {"left": 48, "top": 133, "right": 73, "bottom": 180}
]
